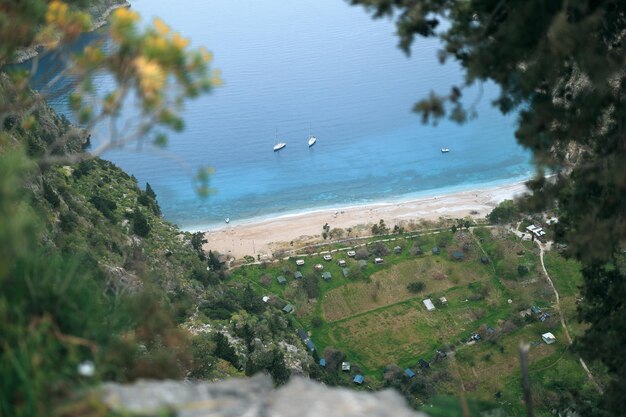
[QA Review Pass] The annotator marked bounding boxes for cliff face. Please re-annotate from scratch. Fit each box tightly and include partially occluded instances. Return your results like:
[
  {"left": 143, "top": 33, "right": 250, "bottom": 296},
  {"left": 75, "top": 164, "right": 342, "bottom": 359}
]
[{"left": 99, "top": 375, "right": 429, "bottom": 417}]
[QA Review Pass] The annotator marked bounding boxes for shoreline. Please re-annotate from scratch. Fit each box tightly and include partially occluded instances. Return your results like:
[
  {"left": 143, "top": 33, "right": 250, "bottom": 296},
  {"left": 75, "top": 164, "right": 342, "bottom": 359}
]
[
  {"left": 202, "top": 180, "right": 530, "bottom": 259},
  {"left": 10, "top": 1, "right": 130, "bottom": 64}
]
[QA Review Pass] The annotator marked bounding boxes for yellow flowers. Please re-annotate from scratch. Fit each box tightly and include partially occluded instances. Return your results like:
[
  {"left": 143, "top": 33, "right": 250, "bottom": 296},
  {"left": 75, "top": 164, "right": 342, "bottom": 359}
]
[
  {"left": 46, "top": 1, "right": 69, "bottom": 25},
  {"left": 134, "top": 56, "right": 166, "bottom": 99},
  {"left": 153, "top": 18, "right": 171, "bottom": 35},
  {"left": 43, "top": 1, "right": 91, "bottom": 41},
  {"left": 198, "top": 47, "right": 213, "bottom": 63},
  {"left": 112, "top": 7, "right": 140, "bottom": 25},
  {"left": 110, "top": 7, "right": 139, "bottom": 42},
  {"left": 171, "top": 33, "right": 190, "bottom": 50}
]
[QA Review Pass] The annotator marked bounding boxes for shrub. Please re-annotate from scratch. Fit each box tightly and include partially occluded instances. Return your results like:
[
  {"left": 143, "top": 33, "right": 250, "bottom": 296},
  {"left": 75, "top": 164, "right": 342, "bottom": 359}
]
[
  {"left": 411, "top": 244, "right": 423, "bottom": 256},
  {"left": 407, "top": 281, "right": 426, "bottom": 293},
  {"left": 132, "top": 208, "right": 150, "bottom": 237},
  {"left": 302, "top": 274, "right": 319, "bottom": 298},
  {"left": 487, "top": 200, "right": 520, "bottom": 224},
  {"left": 90, "top": 195, "right": 117, "bottom": 221},
  {"left": 370, "top": 242, "right": 389, "bottom": 256},
  {"left": 355, "top": 247, "right": 369, "bottom": 260},
  {"left": 371, "top": 219, "right": 389, "bottom": 235},
  {"left": 42, "top": 180, "right": 60, "bottom": 208}
]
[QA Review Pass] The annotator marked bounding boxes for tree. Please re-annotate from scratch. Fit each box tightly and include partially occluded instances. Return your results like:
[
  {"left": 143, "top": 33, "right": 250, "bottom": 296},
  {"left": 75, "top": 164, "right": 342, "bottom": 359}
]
[
  {"left": 1, "top": 2, "right": 220, "bottom": 415},
  {"left": 1, "top": 1, "right": 219, "bottom": 195},
  {"left": 350, "top": 1, "right": 624, "bottom": 411},
  {"left": 191, "top": 231, "right": 207, "bottom": 261},
  {"left": 488, "top": 200, "right": 520, "bottom": 224},
  {"left": 214, "top": 332, "right": 238, "bottom": 367},
  {"left": 242, "top": 284, "right": 265, "bottom": 314},
  {"left": 132, "top": 208, "right": 150, "bottom": 237},
  {"left": 371, "top": 219, "right": 388, "bottom": 235},
  {"left": 302, "top": 273, "right": 319, "bottom": 299},
  {"left": 267, "top": 348, "right": 291, "bottom": 386}
]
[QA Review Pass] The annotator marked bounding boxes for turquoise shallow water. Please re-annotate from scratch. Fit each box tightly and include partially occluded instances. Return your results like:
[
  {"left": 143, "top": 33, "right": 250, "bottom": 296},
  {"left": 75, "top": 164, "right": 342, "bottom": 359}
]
[{"left": 39, "top": 0, "right": 533, "bottom": 229}]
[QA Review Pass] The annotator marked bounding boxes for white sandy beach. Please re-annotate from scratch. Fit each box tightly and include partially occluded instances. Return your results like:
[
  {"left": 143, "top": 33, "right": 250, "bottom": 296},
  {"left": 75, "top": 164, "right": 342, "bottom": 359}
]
[{"left": 203, "top": 181, "right": 529, "bottom": 259}]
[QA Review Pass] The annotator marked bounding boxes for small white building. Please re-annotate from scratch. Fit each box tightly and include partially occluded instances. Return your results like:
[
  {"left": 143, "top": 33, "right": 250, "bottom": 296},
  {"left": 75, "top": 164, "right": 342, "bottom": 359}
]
[
  {"left": 341, "top": 361, "right": 351, "bottom": 371},
  {"left": 526, "top": 224, "right": 546, "bottom": 238},
  {"left": 347, "top": 250, "right": 356, "bottom": 257},
  {"left": 262, "top": 296, "right": 270, "bottom": 303},
  {"left": 542, "top": 332, "right": 556, "bottom": 344},
  {"left": 296, "top": 259, "right": 305, "bottom": 266},
  {"left": 439, "top": 296, "right": 448, "bottom": 305},
  {"left": 323, "top": 254, "right": 333, "bottom": 261},
  {"left": 374, "top": 257, "right": 384, "bottom": 264},
  {"left": 423, "top": 299, "right": 436, "bottom": 311}
]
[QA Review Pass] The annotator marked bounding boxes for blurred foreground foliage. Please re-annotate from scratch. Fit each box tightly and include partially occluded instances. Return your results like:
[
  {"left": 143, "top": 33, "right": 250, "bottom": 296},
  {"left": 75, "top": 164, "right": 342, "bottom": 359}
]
[{"left": 351, "top": 0, "right": 626, "bottom": 414}]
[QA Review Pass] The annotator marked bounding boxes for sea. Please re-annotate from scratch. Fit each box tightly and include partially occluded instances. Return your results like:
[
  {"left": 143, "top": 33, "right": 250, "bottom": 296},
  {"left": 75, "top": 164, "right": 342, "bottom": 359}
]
[{"left": 34, "top": 0, "right": 534, "bottom": 230}]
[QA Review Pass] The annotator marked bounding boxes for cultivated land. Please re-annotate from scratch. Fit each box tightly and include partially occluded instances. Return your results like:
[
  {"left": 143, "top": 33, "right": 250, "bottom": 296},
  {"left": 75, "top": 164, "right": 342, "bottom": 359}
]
[{"left": 228, "top": 225, "right": 596, "bottom": 416}]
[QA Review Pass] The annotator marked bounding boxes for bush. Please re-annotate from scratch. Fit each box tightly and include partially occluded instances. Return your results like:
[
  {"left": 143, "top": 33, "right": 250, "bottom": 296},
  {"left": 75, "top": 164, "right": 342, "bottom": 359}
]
[
  {"left": 371, "top": 219, "right": 389, "bottom": 235},
  {"left": 407, "top": 281, "right": 426, "bottom": 293},
  {"left": 355, "top": 247, "right": 369, "bottom": 260},
  {"left": 370, "top": 242, "right": 389, "bottom": 256},
  {"left": 518, "top": 264, "right": 530, "bottom": 277},
  {"left": 42, "top": 180, "right": 60, "bottom": 208},
  {"left": 90, "top": 195, "right": 117, "bottom": 221},
  {"left": 302, "top": 274, "right": 319, "bottom": 298},
  {"left": 311, "top": 316, "right": 323, "bottom": 328},
  {"left": 411, "top": 244, "right": 423, "bottom": 256},
  {"left": 487, "top": 199, "right": 520, "bottom": 224},
  {"left": 132, "top": 208, "right": 150, "bottom": 237}
]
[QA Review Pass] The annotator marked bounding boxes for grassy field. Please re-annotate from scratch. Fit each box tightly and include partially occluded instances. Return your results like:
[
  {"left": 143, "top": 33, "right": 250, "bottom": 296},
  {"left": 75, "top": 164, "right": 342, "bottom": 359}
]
[{"left": 228, "top": 226, "right": 594, "bottom": 416}]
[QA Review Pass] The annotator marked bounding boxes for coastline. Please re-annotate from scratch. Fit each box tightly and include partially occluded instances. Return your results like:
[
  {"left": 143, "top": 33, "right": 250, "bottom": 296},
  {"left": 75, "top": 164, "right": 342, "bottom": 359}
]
[
  {"left": 10, "top": 0, "right": 130, "bottom": 64},
  {"left": 202, "top": 180, "right": 530, "bottom": 259}
]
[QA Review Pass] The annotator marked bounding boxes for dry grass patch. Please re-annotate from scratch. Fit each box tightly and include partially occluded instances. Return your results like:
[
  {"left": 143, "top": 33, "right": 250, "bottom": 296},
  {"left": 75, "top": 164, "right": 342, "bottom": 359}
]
[
  {"left": 325, "top": 301, "right": 482, "bottom": 370},
  {"left": 454, "top": 326, "right": 558, "bottom": 398},
  {"left": 322, "top": 257, "right": 490, "bottom": 322}
]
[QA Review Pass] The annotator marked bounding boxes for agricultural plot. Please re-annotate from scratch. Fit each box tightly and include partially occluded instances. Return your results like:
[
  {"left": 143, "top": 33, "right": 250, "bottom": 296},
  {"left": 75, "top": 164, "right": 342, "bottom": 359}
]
[
  {"left": 321, "top": 256, "right": 490, "bottom": 322},
  {"left": 228, "top": 227, "right": 591, "bottom": 416}
]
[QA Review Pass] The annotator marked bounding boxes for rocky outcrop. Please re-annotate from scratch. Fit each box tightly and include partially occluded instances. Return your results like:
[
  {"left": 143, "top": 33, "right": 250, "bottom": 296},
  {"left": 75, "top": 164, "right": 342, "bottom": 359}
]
[{"left": 100, "top": 375, "right": 429, "bottom": 417}]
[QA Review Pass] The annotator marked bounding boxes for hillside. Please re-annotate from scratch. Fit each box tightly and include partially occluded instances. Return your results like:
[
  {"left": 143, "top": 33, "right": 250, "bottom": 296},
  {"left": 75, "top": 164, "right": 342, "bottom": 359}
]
[{"left": 0, "top": 77, "right": 312, "bottom": 416}]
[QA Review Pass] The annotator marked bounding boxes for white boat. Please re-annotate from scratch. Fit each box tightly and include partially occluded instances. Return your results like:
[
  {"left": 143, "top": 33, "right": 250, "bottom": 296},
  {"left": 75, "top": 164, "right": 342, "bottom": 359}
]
[
  {"left": 307, "top": 123, "right": 317, "bottom": 147},
  {"left": 273, "top": 129, "right": 286, "bottom": 151},
  {"left": 441, "top": 148, "right": 450, "bottom": 153},
  {"left": 224, "top": 217, "right": 230, "bottom": 224}
]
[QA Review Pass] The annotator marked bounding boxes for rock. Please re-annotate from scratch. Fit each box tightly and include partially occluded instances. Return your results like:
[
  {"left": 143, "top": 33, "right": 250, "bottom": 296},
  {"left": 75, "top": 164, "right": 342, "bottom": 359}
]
[{"left": 100, "top": 375, "right": 428, "bottom": 417}]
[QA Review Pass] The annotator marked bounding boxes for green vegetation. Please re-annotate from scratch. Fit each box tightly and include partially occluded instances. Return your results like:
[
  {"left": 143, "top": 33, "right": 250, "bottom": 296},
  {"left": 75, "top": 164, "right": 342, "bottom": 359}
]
[
  {"left": 228, "top": 226, "right": 596, "bottom": 414},
  {"left": 487, "top": 200, "right": 521, "bottom": 225},
  {"left": 349, "top": 1, "right": 625, "bottom": 413},
  {"left": 2, "top": 0, "right": 623, "bottom": 415}
]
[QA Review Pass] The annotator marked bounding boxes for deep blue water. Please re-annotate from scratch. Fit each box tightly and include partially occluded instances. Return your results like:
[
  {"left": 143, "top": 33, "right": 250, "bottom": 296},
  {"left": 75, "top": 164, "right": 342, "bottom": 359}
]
[{"left": 39, "top": 0, "right": 533, "bottom": 230}]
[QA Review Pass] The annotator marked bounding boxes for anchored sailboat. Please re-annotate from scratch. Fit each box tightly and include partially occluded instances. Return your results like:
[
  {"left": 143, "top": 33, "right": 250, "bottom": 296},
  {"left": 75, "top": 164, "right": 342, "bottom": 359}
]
[
  {"left": 273, "top": 129, "right": 286, "bottom": 151},
  {"left": 307, "top": 123, "right": 317, "bottom": 147}
]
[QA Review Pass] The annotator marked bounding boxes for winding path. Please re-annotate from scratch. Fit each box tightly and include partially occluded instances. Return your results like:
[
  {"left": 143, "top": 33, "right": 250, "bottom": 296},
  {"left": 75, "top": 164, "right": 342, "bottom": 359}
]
[{"left": 534, "top": 239, "right": 603, "bottom": 394}]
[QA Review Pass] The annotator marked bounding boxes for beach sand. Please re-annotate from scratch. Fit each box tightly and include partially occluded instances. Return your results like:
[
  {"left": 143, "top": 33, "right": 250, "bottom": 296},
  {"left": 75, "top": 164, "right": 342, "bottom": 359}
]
[{"left": 203, "top": 181, "right": 529, "bottom": 259}]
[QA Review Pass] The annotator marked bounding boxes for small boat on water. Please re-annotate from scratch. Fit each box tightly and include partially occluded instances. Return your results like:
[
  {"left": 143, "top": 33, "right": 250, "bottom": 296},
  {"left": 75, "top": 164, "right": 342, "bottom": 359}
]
[
  {"left": 441, "top": 148, "right": 450, "bottom": 153},
  {"left": 273, "top": 129, "right": 286, "bottom": 151},
  {"left": 224, "top": 217, "right": 230, "bottom": 224},
  {"left": 273, "top": 142, "right": 286, "bottom": 151},
  {"left": 307, "top": 124, "right": 317, "bottom": 147}
]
